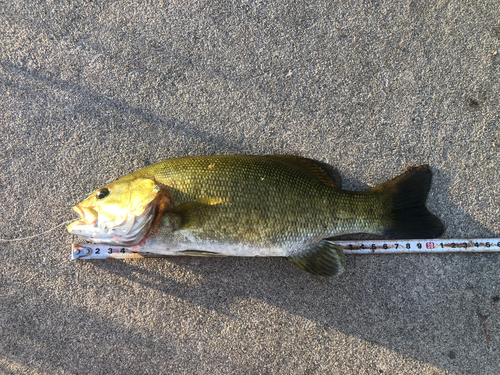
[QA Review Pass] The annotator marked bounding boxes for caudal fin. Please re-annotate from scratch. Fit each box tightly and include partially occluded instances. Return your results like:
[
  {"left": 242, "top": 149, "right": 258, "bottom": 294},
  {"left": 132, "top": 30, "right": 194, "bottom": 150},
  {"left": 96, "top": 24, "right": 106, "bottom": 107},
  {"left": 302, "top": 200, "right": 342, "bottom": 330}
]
[{"left": 374, "top": 165, "right": 444, "bottom": 239}]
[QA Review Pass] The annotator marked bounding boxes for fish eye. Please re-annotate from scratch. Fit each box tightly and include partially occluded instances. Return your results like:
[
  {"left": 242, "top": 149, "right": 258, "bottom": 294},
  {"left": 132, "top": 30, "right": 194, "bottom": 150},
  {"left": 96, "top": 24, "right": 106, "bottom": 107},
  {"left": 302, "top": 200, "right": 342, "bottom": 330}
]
[{"left": 96, "top": 188, "right": 110, "bottom": 200}]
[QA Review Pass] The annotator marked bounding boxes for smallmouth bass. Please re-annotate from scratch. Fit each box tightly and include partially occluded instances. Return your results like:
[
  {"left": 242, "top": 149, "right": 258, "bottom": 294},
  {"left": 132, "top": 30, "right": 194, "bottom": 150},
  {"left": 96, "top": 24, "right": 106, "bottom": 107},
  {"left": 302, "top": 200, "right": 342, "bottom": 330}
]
[{"left": 67, "top": 155, "right": 444, "bottom": 276}]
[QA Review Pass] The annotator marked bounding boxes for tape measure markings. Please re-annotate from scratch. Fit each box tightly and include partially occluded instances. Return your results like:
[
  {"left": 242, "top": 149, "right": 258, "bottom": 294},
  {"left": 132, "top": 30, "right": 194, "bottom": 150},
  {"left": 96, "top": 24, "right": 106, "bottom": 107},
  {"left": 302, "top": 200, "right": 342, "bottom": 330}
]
[{"left": 72, "top": 238, "right": 500, "bottom": 260}]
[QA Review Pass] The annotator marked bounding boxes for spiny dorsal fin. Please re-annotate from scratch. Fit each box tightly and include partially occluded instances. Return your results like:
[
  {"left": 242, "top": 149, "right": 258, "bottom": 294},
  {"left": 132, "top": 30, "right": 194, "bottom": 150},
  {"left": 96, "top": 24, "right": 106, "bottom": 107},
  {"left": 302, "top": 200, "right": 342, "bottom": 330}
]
[
  {"left": 264, "top": 155, "right": 341, "bottom": 188},
  {"left": 171, "top": 197, "right": 225, "bottom": 230},
  {"left": 287, "top": 240, "right": 345, "bottom": 277}
]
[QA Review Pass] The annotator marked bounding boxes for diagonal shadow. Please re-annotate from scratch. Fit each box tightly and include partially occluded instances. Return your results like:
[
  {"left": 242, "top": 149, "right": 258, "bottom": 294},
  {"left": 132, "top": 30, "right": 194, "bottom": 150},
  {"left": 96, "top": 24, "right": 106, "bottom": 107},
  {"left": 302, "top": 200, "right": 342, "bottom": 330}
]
[
  {"left": 2, "top": 58, "right": 498, "bottom": 372},
  {"left": 1, "top": 294, "right": 179, "bottom": 374},
  {"left": 87, "top": 166, "right": 500, "bottom": 374},
  {"left": 0, "top": 59, "right": 245, "bottom": 155}
]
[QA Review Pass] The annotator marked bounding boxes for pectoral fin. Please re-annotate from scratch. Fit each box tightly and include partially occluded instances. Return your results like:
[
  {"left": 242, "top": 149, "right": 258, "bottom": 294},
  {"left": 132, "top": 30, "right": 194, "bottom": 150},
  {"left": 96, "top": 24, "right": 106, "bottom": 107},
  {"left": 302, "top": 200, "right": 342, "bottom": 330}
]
[
  {"left": 171, "top": 197, "right": 225, "bottom": 229},
  {"left": 287, "top": 240, "right": 345, "bottom": 277}
]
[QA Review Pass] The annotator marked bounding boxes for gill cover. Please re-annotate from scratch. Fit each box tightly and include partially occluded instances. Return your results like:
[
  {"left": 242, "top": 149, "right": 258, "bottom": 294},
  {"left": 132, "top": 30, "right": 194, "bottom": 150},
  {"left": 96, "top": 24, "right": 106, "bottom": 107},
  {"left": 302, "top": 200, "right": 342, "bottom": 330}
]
[{"left": 67, "top": 177, "right": 169, "bottom": 246}]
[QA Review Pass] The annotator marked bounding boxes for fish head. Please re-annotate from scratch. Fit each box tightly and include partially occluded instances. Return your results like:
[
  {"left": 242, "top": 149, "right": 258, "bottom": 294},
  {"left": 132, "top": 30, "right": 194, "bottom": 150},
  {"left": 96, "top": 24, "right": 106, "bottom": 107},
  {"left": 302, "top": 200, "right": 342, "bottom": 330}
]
[{"left": 67, "top": 177, "right": 169, "bottom": 246}]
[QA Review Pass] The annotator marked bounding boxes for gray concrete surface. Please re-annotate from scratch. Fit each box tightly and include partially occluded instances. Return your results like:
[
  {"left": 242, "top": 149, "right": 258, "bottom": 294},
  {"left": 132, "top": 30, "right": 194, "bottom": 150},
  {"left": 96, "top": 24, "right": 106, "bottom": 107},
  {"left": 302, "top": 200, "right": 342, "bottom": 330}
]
[{"left": 1, "top": 1, "right": 499, "bottom": 374}]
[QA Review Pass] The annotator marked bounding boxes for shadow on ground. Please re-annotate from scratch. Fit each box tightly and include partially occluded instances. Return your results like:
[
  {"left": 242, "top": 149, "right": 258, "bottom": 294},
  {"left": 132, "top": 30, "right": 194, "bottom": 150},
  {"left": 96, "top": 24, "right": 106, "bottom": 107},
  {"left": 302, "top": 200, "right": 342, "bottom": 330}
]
[
  {"left": 81, "top": 170, "right": 500, "bottom": 374},
  {"left": 2, "top": 60, "right": 499, "bottom": 374}
]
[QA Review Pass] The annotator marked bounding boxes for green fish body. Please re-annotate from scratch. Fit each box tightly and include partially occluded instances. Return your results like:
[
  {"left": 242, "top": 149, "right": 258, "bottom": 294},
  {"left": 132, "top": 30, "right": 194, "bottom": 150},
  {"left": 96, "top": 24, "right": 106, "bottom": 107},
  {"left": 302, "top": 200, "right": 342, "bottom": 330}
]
[{"left": 68, "top": 155, "right": 444, "bottom": 276}]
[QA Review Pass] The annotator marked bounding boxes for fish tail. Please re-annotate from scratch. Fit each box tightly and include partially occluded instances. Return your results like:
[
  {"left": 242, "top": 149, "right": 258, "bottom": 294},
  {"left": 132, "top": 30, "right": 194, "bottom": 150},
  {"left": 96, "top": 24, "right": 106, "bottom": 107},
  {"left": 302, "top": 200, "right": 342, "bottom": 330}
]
[{"left": 374, "top": 165, "right": 444, "bottom": 239}]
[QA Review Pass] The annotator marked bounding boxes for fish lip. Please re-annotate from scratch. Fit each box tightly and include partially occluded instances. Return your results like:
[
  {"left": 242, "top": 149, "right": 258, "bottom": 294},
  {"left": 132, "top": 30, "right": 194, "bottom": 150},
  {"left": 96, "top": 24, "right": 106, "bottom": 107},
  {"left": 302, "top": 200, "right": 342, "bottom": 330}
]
[
  {"left": 68, "top": 186, "right": 170, "bottom": 245},
  {"left": 67, "top": 219, "right": 85, "bottom": 234},
  {"left": 72, "top": 205, "right": 84, "bottom": 219},
  {"left": 76, "top": 205, "right": 98, "bottom": 225},
  {"left": 67, "top": 206, "right": 90, "bottom": 235}
]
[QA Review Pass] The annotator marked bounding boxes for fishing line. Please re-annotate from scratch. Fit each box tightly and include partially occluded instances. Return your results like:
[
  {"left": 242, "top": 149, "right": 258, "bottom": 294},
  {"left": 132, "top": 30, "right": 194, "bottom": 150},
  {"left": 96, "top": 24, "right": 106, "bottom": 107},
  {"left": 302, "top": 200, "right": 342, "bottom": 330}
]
[{"left": 0, "top": 220, "right": 75, "bottom": 242}]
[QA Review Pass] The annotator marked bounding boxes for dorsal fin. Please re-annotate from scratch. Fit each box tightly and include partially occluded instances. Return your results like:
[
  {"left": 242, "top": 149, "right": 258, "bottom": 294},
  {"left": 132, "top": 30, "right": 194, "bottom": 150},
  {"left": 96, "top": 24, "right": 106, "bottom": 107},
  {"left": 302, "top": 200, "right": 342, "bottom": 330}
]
[{"left": 264, "top": 155, "right": 341, "bottom": 188}]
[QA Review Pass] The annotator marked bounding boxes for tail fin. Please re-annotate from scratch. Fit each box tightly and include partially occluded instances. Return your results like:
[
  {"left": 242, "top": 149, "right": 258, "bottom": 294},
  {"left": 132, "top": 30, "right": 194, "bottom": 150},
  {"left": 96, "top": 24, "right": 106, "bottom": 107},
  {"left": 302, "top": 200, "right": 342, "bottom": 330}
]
[{"left": 374, "top": 165, "right": 444, "bottom": 239}]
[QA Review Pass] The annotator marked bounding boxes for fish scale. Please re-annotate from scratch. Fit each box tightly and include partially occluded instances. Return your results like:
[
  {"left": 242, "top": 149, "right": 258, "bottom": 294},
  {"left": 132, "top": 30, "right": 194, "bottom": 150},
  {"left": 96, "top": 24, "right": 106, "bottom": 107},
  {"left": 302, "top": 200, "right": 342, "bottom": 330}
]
[
  {"left": 123, "top": 156, "right": 387, "bottom": 253},
  {"left": 68, "top": 155, "right": 444, "bottom": 276}
]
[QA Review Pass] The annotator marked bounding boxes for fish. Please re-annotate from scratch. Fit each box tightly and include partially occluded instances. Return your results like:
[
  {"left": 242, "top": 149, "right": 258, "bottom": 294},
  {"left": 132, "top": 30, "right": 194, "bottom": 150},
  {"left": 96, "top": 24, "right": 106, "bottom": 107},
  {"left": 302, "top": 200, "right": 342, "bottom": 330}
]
[{"left": 67, "top": 155, "right": 444, "bottom": 277}]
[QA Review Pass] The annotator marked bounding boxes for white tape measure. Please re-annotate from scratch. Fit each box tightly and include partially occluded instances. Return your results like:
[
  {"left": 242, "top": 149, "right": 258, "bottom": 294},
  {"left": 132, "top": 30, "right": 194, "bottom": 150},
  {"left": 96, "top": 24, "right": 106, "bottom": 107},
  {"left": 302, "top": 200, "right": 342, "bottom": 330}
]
[{"left": 72, "top": 238, "right": 500, "bottom": 260}]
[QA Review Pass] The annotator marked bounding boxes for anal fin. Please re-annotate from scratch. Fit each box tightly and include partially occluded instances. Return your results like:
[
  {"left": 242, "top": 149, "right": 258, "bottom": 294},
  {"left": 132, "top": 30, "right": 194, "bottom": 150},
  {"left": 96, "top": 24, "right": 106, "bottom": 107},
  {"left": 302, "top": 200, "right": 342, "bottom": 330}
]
[
  {"left": 287, "top": 240, "right": 345, "bottom": 277},
  {"left": 179, "top": 250, "right": 227, "bottom": 257}
]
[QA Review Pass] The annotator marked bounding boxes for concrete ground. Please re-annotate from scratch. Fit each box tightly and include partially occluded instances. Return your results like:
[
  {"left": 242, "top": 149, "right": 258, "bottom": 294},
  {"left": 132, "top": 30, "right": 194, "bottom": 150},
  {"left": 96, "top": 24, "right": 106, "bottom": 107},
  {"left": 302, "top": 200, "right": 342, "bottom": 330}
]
[{"left": 1, "top": 1, "right": 499, "bottom": 374}]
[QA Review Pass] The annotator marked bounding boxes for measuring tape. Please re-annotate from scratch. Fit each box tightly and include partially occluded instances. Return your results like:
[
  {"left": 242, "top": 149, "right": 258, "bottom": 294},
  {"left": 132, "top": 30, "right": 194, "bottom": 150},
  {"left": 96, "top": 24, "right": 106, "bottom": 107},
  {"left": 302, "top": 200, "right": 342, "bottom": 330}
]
[{"left": 72, "top": 238, "right": 500, "bottom": 260}]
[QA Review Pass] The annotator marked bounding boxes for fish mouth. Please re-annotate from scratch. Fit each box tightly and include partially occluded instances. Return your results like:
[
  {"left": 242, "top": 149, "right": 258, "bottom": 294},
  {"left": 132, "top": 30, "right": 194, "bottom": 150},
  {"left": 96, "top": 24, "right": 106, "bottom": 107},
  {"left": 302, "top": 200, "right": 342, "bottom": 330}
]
[
  {"left": 67, "top": 205, "right": 98, "bottom": 236},
  {"left": 67, "top": 193, "right": 169, "bottom": 246},
  {"left": 74, "top": 205, "right": 98, "bottom": 225}
]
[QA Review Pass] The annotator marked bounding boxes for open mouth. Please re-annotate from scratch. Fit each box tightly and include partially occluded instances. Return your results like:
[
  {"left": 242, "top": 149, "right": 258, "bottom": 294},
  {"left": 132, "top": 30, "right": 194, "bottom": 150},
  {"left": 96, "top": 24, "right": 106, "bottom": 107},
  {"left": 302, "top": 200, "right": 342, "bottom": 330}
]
[
  {"left": 67, "top": 205, "right": 99, "bottom": 237},
  {"left": 68, "top": 185, "right": 170, "bottom": 245},
  {"left": 73, "top": 205, "right": 98, "bottom": 226},
  {"left": 67, "top": 200, "right": 162, "bottom": 246},
  {"left": 67, "top": 206, "right": 97, "bottom": 236}
]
